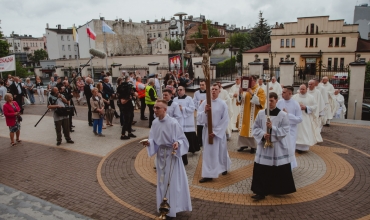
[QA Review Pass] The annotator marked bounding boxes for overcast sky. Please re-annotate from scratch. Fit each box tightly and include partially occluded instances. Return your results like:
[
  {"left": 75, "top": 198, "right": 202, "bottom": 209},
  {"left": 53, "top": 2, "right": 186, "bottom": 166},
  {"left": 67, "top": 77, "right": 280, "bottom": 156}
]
[{"left": 0, "top": 0, "right": 367, "bottom": 37}]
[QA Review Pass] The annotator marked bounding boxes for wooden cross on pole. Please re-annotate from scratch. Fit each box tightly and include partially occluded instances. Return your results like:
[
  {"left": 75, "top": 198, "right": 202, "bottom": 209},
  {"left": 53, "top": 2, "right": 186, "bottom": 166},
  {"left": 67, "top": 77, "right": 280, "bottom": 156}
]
[{"left": 187, "top": 23, "right": 225, "bottom": 144}]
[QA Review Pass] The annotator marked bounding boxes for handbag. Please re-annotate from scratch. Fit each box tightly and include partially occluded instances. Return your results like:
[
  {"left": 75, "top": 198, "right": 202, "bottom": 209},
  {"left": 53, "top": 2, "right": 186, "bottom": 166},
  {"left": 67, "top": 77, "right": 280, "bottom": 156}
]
[
  {"left": 55, "top": 107, "right": 71, "bottom": 116},
  {"left": 11, "top": 103, "right": 22, "bottom": 122}
]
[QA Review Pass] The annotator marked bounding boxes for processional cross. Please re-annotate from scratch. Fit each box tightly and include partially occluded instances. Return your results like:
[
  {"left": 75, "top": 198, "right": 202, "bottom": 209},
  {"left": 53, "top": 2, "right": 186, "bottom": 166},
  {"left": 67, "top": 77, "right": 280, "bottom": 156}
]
[{"left": 187, "top": 23, "right": 225, "bottom": 144}]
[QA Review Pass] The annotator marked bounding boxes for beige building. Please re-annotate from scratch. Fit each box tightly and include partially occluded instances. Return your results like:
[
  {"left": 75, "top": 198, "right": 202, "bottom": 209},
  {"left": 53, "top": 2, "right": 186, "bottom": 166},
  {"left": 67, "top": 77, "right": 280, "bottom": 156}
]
[
  {"left": 6, "top": 34, "right": 44, "bottom": 54},
  {"left": 243, "top": 16, "right": 370, "bottom": 70},
  {"left": 150, "top": 38, "right": 169, "bottom": 54}
]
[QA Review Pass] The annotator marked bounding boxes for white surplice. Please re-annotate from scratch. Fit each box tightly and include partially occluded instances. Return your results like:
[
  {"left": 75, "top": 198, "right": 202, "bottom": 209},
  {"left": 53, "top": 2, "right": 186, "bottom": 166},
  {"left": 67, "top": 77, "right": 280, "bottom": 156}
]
[
  {"left": 173, "top": 95, "right": 196, "bottom": 132},
  {"left": 268, "top": 82, "right": 282, "bottom": 99},
  {"left": 292, "top": 93, "right": 322, "bottom": 151},
  {"left": 276, "top": 99, "right": 302, "bottom": 169},
  {"left": 252, "top": 108, "right": 293, "bottom": 166},
  {"left": 219, "top": 88, "right": 233, "bottom": 136},
  {"left": 308, "top": 88, "right": 326, "bottom": 132},
  {"left": 319, "top": 82, "right": 338, "bottom": 122},
  {"left": 147, "top": 115, "right": 192, "bottom": 217},
  {"left": 193, "top": 90, "right": 207, "bottom": 111},
  {"left": 228, "top": 84, "right": 241, "bottom": 130},
  {"left": 197, "top": 98, "right": 231, "bottom": 178},
  {"left": 334, "top": 93, "right": 346, "bottom": 119}
]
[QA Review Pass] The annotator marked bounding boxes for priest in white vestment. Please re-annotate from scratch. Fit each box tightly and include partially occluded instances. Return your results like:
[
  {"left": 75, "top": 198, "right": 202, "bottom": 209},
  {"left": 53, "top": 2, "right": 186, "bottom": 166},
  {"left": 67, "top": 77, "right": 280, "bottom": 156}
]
[
  {"left": 334, "top": 89, "right": 346, "bottom": 119},
  {"left": 269, "top": 77, "right": 282, "bottom": 99},
  {"left": 144, "top": 100, "right": 192, "bottom": 218},
  {"left": 217, "top": 82, "right": 233, "bottom": 139},
  {"left": 319, "top": 77, "right": 338, "bottom": 126},
  {"left": 228, "top": 77, "right": 241, "bottom": 131},
  {"left": 174, "top": 86, "right": 199, "bottom": 165},
  {"left": 193, "top": 80, "right": 207, "bottom": 148},
  {"left": 308, "top": 80, "right": 326, "bottom": 132},
  {"left": 197, "top": 84, "right": 231, "bottom": 183},
  {"left": 292, "top": 84, "right": 323, "bottom": 153},
  {"left": 277, "top": 86, "right": 302, "bottom": 169},
  {"left": 251, "top": 92, "right": 296, "bottom": 200}
]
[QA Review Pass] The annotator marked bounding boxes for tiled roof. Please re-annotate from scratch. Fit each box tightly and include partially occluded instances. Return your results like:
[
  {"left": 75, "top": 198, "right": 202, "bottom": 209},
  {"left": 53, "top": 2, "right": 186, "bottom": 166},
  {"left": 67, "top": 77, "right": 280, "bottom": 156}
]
[
  {"left": 46, "top": 28, "right": 73, "bottom": 34},
  {"left": 356, "top": 38, "right": 370, "bottom": 52},
  {"left": 244, "top": 44, "right": 271, "bottom": 53}
]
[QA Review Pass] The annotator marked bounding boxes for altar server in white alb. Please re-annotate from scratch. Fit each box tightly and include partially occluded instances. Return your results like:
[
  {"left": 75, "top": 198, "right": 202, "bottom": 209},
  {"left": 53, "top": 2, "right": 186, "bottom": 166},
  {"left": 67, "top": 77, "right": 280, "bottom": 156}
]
[
  {"left": 228, "top": 77, "right": 241, "bottom": 132},
  {"left": 162, "top": 89, "right": 182, "bottom": 122},
  {"left": 144, "top": 100, "right": 192, "bottom": 218},
  {"left": 276, "top": 86, "right": 302, "bottom": 169},
  {"left": 251, "top": 92, "right": 296, "bottom": 201},
  {"left": 292, "top": 84, "right": 323, "bottom": 153},
  {"left": 193, "top": 80, "right": 207, "bottom": 148},
  {"left": 217, "top": 82, "right": 233, "bottom": 139},
  {"left": 174, "top": 86, "right": 199, "bottom": 164},
  {"left": 197, "top": 84, "right": 231, "bottom": 183},
  {"left": 319, "top": 76, "right": 338, "bottom": 126},
  {"left": 269, "top": 77, "right": 282, "bottom": 99},
  {"left": 334, "top": 89, "right": 346, "bottom": 119},
  {"left": 308, "top": 80, "right": 326, "bottom": 132}
]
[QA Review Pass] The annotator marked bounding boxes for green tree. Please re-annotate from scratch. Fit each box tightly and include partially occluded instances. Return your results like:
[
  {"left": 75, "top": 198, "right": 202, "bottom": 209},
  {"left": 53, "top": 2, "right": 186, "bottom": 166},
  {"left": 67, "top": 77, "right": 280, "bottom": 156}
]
[
  {"left": 27, "top": 49, "right": 48, "bottom": 66},
  {"left": 226, "top": 32, "right": 252, "bottom": 63},
  {"left": 165, "top": 38, "right": 182, "bottom": 52},
  {"left": 250, "top": 11, "right": 271, "bottom": 49},
  {"left": 0, "top": 31, "right": 10, "bottom": 57}
]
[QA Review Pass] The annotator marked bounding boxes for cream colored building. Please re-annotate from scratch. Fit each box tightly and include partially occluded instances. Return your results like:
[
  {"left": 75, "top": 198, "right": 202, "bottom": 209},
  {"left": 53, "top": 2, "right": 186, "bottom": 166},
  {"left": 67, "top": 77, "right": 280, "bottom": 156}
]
[{"left": 243, "top": 16, "right": 370, "bottom": 69}]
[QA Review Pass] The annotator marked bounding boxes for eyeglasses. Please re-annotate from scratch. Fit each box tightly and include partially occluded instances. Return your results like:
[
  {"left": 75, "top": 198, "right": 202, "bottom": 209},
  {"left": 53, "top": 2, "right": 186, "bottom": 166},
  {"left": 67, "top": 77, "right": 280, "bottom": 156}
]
[
  {"left": 178, "top": 89, "right": 183, "bottom": 91},
  {"left": 153, "top": 106, "right": 163, "bottom": 110}
]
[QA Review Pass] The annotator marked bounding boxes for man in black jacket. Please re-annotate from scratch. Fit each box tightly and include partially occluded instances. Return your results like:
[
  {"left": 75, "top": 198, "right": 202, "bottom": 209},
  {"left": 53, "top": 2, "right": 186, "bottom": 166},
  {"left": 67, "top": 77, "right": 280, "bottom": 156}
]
[
  {"left": 62, "top": 80, "right": 75, "bottom": 132},
  {"left": 9, "top": 77, "right": 25, "bottom": 114},
  {"left": 102, "top": 77, "right": 119, "bottom": 118},
  {"left": 117, "top": 76, "right": 136, "bottom": 140},
  {"left": 84, "top": 77, "right": 93, "bottom": 126}
]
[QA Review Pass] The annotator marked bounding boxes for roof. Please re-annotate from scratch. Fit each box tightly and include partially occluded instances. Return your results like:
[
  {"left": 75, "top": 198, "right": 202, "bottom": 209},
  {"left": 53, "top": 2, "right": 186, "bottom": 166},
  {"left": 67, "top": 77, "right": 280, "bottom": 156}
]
[
  {"left": 356, "top": 38, "right": 370, "bottom": 52},
  {"left": 244, "top": 44, "right": 271, "bottom": 53},
  {"left": 46, "top": 28, "right": 73, "bottom": 34}
]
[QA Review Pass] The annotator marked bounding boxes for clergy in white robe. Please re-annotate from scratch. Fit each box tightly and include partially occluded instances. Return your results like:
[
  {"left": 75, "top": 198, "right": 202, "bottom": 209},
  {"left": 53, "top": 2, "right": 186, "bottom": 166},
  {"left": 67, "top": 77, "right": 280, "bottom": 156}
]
[
  {"left": 319, "top": 77, "right": 338, "bottom": 125},
  {"left": 251, "top": 92, "right": 296, "bottom": 200},
  {"left": 228, "top": 77, "right": 241, "bottom": 131},
  {"left": 258, "top": 78, "right": 268, "bottom": 108},
  {"left": 268, "top": 77, "right": 282, "bottom": 99},
  {"left": 217, "top": 82, "right": 233, "bottom": 138},
  {"left": 277, "top": 86, "right": 302, "bottom": 169},
  {"left": 197, "top": 84, "right": 231, "bottom": 183},
  {"left": 292, "top": 84, "right": 323, "bottom": 152},
  {"left": 193, "top": 80, "right": 207, "bottom": 147},
  {"left": 145, "top": 100, "right": 192, "bottom": 217},
  {"left": 308, "top": 80, "right": 326, "bottom": 132},
  {"left": 174, "top": 86, "right": 199, "bottom": 160},
  {"left": 334, "top": 89, "right": 346, "bottom": 119}
]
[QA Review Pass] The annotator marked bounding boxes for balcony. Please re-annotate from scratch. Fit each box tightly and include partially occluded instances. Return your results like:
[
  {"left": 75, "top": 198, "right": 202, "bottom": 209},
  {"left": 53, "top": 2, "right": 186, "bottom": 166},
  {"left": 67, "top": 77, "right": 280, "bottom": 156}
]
[{"left": 23, "top": 46, "right": 30, "bottom": 51}]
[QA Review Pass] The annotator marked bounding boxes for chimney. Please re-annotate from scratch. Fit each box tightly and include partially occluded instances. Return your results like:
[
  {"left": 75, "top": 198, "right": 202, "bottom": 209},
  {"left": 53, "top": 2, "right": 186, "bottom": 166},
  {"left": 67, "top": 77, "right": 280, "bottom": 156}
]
[
  {"left": 29, "top": 35, "right": 32, "bottom": 37},
  {"left": 46, "top": 23, "right": 49, "bottom": 28},
  {"left": 57, "top": 24, "right": 61, "bottom": 29}
]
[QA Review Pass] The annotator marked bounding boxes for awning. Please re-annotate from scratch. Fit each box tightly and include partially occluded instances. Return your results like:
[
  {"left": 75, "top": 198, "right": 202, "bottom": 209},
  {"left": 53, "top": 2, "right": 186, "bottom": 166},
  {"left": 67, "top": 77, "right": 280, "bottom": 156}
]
[{"left": 301, "top": 54, "right": 321, "bottom": 58}]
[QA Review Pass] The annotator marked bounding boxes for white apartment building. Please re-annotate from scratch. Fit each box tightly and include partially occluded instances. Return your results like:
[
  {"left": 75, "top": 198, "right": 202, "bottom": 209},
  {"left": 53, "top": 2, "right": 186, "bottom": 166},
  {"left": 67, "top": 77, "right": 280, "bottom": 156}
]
[{"left": 45, "top": 24, "right": 78, "bottom": 60}]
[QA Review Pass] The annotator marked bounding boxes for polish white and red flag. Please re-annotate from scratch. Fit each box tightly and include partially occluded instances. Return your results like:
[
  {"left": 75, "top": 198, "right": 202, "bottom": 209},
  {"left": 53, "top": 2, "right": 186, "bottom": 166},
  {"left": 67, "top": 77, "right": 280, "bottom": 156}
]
[{"left": 87, "top": 27, "right": 96, "bottom": 40}]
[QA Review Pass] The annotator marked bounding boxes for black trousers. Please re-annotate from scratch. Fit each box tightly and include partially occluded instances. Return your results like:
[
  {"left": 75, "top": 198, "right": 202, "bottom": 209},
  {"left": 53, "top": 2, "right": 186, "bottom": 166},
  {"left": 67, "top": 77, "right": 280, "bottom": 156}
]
[
  {"left": 148, "top": 104, "right": 154, "bottom": 128},
  {"left": 15, "top": 95, "right": 24, "bottom": 113},
  {"left": 110, "top": 99, "right": 119, "bottom": 117},
  {"left": 197, "top": 125, "right": 204, "bottom": 147},
  {"left": 54, "top": 118, "right": 71, "bottom": 142},
  {"left": 86, "top": 96, "right": 92, "bottom": 125},
  {"left": 140, "top": 97, "right": 146, "bottom": 118},
  {"left": 121, "top": 107, "right": 133, "bottom": 135}
]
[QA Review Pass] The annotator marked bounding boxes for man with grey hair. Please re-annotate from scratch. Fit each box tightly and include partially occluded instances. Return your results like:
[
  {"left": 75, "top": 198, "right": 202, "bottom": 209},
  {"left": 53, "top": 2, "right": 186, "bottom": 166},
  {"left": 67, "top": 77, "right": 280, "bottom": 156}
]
[
  {"left": 334, "top": 89, "right": 346, "bottom": 119},
  {"left": 319, "top": 76, "right": 337, "bottom": 126},
  {"left": 84, "top": 77, "right": 94, "bottom": 126},
  {"left": 269, "top": 76, "right": 282, "bottom": 99},
  {"left": 102, "top": 76, "right": 119, "bottom": 118},
  {"left": 145, "top": 78, "right": 157, "bottom": 128}
]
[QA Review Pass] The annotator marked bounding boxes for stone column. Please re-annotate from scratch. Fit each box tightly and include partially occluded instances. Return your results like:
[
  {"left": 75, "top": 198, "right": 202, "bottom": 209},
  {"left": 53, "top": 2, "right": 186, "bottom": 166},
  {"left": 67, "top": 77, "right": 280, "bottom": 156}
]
[
  {"left": 248, "top": 61, "right": 263, "bottom": 78},
  {"left": 348, "top": 61, "right": 367, "bottom": 120},
  {"left": 279, "top": 61, "right": 295, "bottom": 86}
]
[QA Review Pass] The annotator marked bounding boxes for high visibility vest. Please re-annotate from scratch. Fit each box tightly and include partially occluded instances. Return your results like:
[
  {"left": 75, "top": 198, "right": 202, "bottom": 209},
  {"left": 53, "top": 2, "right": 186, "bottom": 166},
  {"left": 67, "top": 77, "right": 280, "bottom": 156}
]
[
  {"left": 145, "top": 85, "right": 157, "bottom": 105},
  {"left": 136, "top": 81, "right": 145, "bottom": 98}
]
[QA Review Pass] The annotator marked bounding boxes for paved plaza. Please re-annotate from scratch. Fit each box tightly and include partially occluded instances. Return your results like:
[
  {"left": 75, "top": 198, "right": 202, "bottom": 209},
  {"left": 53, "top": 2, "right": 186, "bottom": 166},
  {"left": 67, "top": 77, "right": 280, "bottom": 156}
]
[{"left": 0, "top": 103, "right": 370, "bottom": 219}]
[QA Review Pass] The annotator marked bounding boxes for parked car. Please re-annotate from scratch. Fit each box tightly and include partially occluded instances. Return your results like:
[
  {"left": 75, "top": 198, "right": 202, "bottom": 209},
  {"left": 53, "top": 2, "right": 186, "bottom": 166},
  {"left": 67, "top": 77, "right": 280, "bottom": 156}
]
[{"left": 362, "top": 103, "right": 370, "bottom": 121}]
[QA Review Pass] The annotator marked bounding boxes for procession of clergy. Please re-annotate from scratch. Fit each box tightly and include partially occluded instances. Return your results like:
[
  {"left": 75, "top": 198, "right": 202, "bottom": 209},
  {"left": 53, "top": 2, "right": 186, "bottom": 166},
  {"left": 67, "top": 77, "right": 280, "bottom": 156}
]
[{"left": 142, "top": 74, "right": 346, "bottom": 218}]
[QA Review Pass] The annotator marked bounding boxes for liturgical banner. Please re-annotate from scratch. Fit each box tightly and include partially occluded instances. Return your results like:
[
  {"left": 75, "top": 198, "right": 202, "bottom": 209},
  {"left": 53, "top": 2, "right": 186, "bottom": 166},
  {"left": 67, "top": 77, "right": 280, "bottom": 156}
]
[{"left": 0, "top": 55, "right": 16, "bottom": 72}]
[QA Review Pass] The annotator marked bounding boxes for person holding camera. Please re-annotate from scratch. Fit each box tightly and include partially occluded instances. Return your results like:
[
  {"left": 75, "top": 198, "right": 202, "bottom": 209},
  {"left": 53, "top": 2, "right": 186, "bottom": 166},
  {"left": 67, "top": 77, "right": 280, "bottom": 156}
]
[
  {"left": 90, "top": 88, "right": 105, "bottom": 137},
  {"left": 117, "top": 76, "right": 136, "bottom": 140},
  {"left": 62, "top": 80, "right": 76, "bottom": 132},
  {"left": 48, "top": 87, "right": 74, "bottom": 146}
]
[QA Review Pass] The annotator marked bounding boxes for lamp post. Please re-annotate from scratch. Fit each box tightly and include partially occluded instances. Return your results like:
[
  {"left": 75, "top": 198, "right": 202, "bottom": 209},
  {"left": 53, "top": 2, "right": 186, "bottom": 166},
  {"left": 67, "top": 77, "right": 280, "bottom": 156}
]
[
  {"left": 173, "top": 12, "right": 187, "bottom": 75},
  {"left": 318, "top": 50, "right": 322, "bottom": 80},
  {"left": 268, "top": 51, "right": 276, "bottom": 77}
]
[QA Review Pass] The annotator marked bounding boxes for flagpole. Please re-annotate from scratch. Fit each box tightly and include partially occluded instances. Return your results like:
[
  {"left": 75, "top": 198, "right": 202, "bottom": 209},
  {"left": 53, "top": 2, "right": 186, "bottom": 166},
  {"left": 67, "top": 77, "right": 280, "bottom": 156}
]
[
  {"left": 88, "top": 27, "right": 94, "bottom": 79},
  {"left": 76, "top": 42, "right": 79, "bottom": 75},
  {"left": 104, "top": 32, "right": 108, "bottom": 72}
]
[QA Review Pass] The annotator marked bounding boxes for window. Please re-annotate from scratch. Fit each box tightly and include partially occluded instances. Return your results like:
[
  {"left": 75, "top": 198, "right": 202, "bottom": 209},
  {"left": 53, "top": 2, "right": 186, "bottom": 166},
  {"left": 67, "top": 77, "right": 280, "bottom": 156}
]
[
  {"left": 341, "top": 37, "right": 346, "bottom": 46},
  {"left": 69, "top": 55, "right": 72, "bottom": 59},
  {"left": 75, "top": 55, "right": 77, "bottom": 59},
  {"left": 158, "top": 33, "right": 161, "bottom": 38},
  {"left": 334, "top": 58, "right": 338, "bottom": 70},
  {"left": 61, "top": 36, "right": 64, "bottom": 41},
  {"left": 340, "top": 58, "right": 344, "bottom": 70},
  {"left": 165, "top": 45, "right": 166, "bottom": 49},
  {"left": 165, "top": 32, "right": 168, "bottom": 36},
  {"left": 263, "top": 58, "right": 269, "bottom": 70},
  {"left": 306, "top": 38, "right": 308, "bottom": 47},
  {"left": 154, "top": 33, "right": 156, "bottom": 37},
  {"left": 62, "top": 45, "right": 65, "bottom": 51},
  {"left": 328, "top": 38, "right": 333, "bottom": 47},
  {"left": 68, "top": 45, "right": 71, "bottom": 51},
  {"left": 310, "top": 23, "right": 315, "bottom": 34},
  {"left": 63, "top": 55, "right": 66, "bottom": 58},
  {"left": 328, "top": 58, "right": 332, "bottom": 70},
  {"left": 280, "top": 57, "right": 284, "bottom": 62},
  {"left": 291, "top": 57, "right": 295, "bottom": 62},
  {"left": 280, "top": 39, "right": 284, "bottom": 47},
  {"left": 310, "top": 38, "right": 314, "bottom": 47},
  {"left": 67, "top": 36, "right": 70, "bottom": 41},
  {"left": 291, "top": 38, "right": 295, "bottom": 47},
  {"left": 286, "top": 39, "right": 290, "bottom": 47},
  {"left": 160, "top": 44, "right": 162, "bottom": 49},
  {"left": 335, "top": 37, "right": 339, "bottom": 47},
  {"left": 315, "top": 38, "right": 318, "bottom": 47},
  {"left": 150, "top": 33, "right": 152, "bottom": 38}
]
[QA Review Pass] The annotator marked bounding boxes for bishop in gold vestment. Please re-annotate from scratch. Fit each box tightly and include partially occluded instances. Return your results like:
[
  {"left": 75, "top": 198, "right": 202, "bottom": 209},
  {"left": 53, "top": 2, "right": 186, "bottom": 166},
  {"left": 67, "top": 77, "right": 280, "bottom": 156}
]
[{"left": 237, "top": 75, "right": 266, "bottom": 153}]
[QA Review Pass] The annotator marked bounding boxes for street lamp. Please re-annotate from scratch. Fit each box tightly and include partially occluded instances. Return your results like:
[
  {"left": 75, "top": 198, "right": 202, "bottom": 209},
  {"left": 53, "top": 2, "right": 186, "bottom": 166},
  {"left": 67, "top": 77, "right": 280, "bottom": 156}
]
[
  {"left": 172, "top": 12, "right": 187, "bottom": 75},
  {"left": 268, "top": 51, "right": 277, "bottom": 77},
  {"left": 229, "top": 44, "right": 233, "bottom": 79}
]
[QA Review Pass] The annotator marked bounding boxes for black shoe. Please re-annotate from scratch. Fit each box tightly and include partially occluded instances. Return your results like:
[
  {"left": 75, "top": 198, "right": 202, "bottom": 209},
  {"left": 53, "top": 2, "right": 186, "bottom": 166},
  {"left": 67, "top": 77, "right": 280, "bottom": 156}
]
[
  {"left": 120, "top": 135, "right": 130, "bottom": 140},
  {"left": 56, "top": 141, "right": 61, "bottom": 146},
  {"left": 66, "top": 140, "right": 74, "bottom": 144},
  {"left": 70, "top": 129, "right": 75, "bottom": 132},
  {"left": 324, "top": 124, "right": 330, "bottom": 127},
  {"left": 222, "top": 171, "right": 228, "bottom": 175},
  {"left": 128, "top": 133, "right": 136, "bottom": 138},
  {"left": 93, "top": 131, "right": 98, "bottom": 136},
  {"left": 131, "top": 129, "right": 136, "bottom": 132},
  {"left": 115, "top": 114, "right": 120, "bottom": 119},
  {"left": 132, "top": 121, "right": 137, "bottom": 125},
  {"left": 250, "top": 148, "right": 256, "bottom": 154},
  {"left": 71, "top": 125, "right": 75, "bottom": 127},
  {"left": 296, "top": 150, "right": 304, "bottom": 154},
  {"left": 237, "top": 146, "right": 248, "bottom": 152},
  {"left": 141, "top": 117, "right": 148, "bottom": 120},
  {"left": 199, "top": 178, "right": 213, "bottom": 183},
  {"left": 251, "top": 194, "right": 265, "bottom": 200}
]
